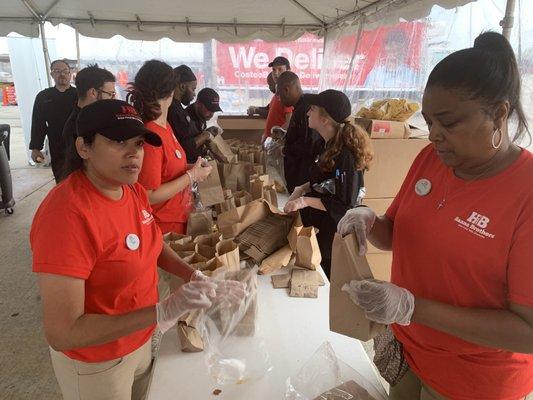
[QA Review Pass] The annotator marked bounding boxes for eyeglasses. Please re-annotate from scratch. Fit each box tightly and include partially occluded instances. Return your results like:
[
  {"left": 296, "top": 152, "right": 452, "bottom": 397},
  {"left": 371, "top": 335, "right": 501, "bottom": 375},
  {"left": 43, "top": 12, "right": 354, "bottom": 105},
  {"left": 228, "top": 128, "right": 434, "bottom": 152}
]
[
  {"left": 51, "top": 68, "right": 70, "bottom": 75},
  {"left": 98, "top": 89, "right": 117, "bottom": 99}
]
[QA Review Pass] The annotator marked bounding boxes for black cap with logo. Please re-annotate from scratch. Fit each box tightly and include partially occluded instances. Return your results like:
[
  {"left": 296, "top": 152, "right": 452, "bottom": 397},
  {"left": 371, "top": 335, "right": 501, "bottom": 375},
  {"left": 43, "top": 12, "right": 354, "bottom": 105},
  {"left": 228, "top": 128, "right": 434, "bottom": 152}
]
[
  {"left": 76, "top": 99, "right": 162, "bottom": 146},
  {"left": 307, "top": 90, "right": 352, "bottom": 124},
  {"left": 197, "top": 88, "right": 223, "bottom": 112},
  {"left": 268, "top": 56, "right": 291, "bottom": 69}
]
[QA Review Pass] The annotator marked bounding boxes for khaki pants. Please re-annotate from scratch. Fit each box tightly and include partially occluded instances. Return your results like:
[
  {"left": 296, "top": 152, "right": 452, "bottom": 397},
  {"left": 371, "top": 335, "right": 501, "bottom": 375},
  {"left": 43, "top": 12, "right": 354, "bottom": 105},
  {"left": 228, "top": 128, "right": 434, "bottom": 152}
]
[
  {"left": 50, "top": 339, "right": 152, "bottom": 400},
  {"left": 390, "top": 369, "right": 533, "bottom": 400}
]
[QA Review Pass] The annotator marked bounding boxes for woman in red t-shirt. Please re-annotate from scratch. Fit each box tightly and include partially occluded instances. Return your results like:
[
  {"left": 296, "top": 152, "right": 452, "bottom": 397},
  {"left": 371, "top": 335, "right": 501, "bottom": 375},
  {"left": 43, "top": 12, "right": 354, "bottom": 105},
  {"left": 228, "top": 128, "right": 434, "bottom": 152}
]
[
  {"left": 128, "top": 60, "right": 212, "bottom": 235},
  {"left": 338, "top": 33, "right": 533, "bottom": 400},
  {"left": 30, "top": 100, "right": 242, "bottom": 400}
]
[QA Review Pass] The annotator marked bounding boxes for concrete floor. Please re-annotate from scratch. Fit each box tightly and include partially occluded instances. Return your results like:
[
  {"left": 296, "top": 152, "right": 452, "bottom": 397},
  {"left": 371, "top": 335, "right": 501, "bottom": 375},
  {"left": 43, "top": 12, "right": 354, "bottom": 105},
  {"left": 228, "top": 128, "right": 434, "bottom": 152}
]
[{"left": 0, "top": 105, "right": 59, "bottom": 399}]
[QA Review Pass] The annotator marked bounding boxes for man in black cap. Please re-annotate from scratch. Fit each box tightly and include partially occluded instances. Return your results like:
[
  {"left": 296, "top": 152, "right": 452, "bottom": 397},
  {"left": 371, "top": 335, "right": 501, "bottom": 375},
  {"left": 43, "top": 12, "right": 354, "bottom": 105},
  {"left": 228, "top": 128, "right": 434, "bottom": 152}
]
[
  {"left": 60, "top": 64, "right": 116, "bottom": 181},
  {"left": 185, "top": 88, "right": 223, "bottom": 162},
  {"left": 167, "top": 64, "right": 199, "bottom": 160},
  {"left": 263, "top": 56, "right": 293, "bottom": 143},
  {"left": 30, "top": 59, "right": 77, "bottom": 183},
  {"left": 277, "top": 71, "right": 319, "bottom": 193}
]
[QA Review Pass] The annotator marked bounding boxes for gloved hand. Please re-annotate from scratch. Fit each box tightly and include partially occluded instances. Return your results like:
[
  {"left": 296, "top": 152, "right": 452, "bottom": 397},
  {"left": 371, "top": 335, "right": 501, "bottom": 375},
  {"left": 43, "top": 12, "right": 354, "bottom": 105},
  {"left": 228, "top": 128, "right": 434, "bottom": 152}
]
[
  {"left": 337, "top": 206, "right": 377, "bottom": 255},
  {"left": 342, "top": 279, "right": 415, "bottom": 326},
  {"left": 284, "top": 197, "right": 307, "bottom": 213},
  {"left": 287, "top": 185, "right": 306, "bottom": 203},
  {"left": 215, "top": 280, "right": 246, "bottom": 304},
  {"left": 187, "top": 157, "right": 213, "bottom": 184},
  {"left": 156, "top": 280, "right": 217, "bottom": 333}
]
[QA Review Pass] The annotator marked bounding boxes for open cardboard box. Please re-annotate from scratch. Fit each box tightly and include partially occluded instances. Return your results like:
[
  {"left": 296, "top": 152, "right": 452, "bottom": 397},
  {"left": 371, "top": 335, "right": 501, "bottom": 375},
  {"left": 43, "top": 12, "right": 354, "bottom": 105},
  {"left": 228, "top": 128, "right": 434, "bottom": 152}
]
[{"left": 354, "top": 117, "right": 429, "bottom": 140}]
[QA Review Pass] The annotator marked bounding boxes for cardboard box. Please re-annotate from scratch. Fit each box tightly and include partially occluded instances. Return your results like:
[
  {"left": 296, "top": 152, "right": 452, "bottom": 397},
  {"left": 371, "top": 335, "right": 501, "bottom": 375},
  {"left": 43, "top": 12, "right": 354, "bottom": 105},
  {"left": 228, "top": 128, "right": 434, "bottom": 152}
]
[
  {"left": 218, "top": 115, "right": 266, "bottom": 144},
  {"left": 364, "top": 138, "right": 429, "bottom": 198},
  {"left": 361, "top": 198, "right": 393, "bottom": 255},
  {"left": 355, "top": 117, "right": 410, "bottom": 139},
  {"left": 367, "top": 252, "right": 392, "bottom": 282}
]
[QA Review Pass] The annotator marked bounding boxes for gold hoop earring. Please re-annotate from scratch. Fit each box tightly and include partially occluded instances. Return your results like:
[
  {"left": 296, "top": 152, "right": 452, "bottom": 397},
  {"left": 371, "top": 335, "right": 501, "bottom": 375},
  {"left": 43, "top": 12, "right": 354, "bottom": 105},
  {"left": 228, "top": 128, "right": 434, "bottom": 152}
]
[{"left": 491, "top": 128, "right": 503, "bottom": 149}]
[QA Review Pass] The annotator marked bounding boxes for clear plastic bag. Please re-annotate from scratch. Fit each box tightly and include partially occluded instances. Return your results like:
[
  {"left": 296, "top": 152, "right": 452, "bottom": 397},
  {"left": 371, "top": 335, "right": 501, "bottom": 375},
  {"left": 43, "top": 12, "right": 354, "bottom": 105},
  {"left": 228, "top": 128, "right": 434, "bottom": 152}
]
[
  {"left": 285, "top": 342, "right": 388, "bottom": 400},
  {"left": 263, "top": 137, "right": 286, "bottom": 192},
  {"left": 199, "top": 266, "right": 273, "bottom": 385}
]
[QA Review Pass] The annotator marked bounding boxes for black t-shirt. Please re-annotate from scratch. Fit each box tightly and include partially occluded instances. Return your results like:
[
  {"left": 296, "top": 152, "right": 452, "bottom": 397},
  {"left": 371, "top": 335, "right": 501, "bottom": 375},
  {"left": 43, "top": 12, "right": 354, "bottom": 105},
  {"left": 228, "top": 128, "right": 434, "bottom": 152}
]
[
  {"left": 283, "top": 94, "right": 319, "bottom": 192},
  {"left": 62, "top": 105, "right": 81, "bottom": 149},
  {"left": 29, "top": 86, "right": 77, "bottom": 155},
  {"left": 301, "top": 141, "right": 364, "bottom": 261},
  {"left": 185, "top": 104, "right": 209, "bottom": 161},
  {"left": 168, "top": 98, "right": 198, "bottom": 163}
]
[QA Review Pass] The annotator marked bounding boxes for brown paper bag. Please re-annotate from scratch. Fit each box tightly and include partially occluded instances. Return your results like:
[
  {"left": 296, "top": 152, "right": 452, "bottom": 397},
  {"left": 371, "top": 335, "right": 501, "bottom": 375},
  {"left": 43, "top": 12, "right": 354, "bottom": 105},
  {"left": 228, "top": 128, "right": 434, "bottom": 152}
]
[
  {"left": 169, "top": 241, "right": 197, "bottom": 253},
  {"left": 289, "top": 269, "right": 319, "bottom": 298},
  {"left": 259, "top": 244, "right": 293, "bottom": 275},
  {"left": 222, "top": 163, "right": 246, "bottom": 192},
  {"left": 313, "top": 380, "right": 376, "bottom": 400},
  {"left": 195, "top": 244, "right": 217, "bottom": 260},
  {"left": 163, "top": 233, "right": 192, "bottom": 244},
  {"left": 215, "top": 240, "right": 240, "bottom": 270},
  {"left": 176, "top": 250, "right": 195, "bottom": 259},
  {"left": 194, "top": 232, "right": 222, "bottom": 246},
  {"left": 186, "top": 211, "right": 214, "bottom": 236},
  {"left": 183, "top": 253, "right": 209, "bottom": 271},
  {"left": 330, "top": 233, "right": 385, "bottom": 341},
  {"left": 233, "top": 190, "right": 253, "bottom": 207},
  {"left": 177, "top": 310, "right": 204, "bottom": 352},
  {"left": 205, "top": 257, "right": 226, "bottom": 272},
  {"left": 197, "top": 160, "right": 224, "bottom": 207},
  {"left": 209, "top": 135, "right": 235, "bottom": 163},
  {"left": 238, "top": 149, "right": 255, "bottom": 163},
  {"left": 263, "top": 184, "right": 278, "bottom": 207},
  {"left": 251, "top": 163, "right": 264, "bottom": 175},
  {"left": 250, "top": 178, "right": 264, "bottom": 200},
  {"left": 271, "top": 270, "right": 325, "bottom": 288},
  {"left": 295, "top": 227, "right": 322, "bottom": 270},
  {"left": 215, "top": 196, "right": 236, "bottom": 214}
]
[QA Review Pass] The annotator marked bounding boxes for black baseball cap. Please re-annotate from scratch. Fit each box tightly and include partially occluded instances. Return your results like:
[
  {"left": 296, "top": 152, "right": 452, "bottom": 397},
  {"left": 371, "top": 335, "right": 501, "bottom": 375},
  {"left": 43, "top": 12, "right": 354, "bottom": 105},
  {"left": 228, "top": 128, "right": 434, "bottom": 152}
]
[
  {"left": 268, "top": 56, "right": 290, "bottom": 69},
  {"left": 76, "top": 100, "right": 162, "bottom": 146},
  {"left": 197, "top": 88, "right": 222, "bottom": 112},
  {"left": 307, "top": 90, "right": 352, "bottom": 123}
]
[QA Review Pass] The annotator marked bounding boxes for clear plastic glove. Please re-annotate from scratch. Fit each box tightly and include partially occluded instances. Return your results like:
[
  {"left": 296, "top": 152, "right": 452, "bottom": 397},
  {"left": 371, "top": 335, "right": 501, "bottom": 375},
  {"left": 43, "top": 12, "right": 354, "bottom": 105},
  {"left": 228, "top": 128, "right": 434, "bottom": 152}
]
[
  {"left": 287, "top": 185, "right": 306, "bottom": 203},
  {"left": 284, "top": 197, "right": 307, "bottom": 213},
  {"left": 342, "top": 279, "right": 415, "bottom": 326},
  {"left": 337, "top": 207, "right": 376, "bottom": 255},
  {"left": 156, "top": 280, "right": 217, "bottom": 333},
  {"left": 187, "top": 157, "right": 213, "bottom": 184}
]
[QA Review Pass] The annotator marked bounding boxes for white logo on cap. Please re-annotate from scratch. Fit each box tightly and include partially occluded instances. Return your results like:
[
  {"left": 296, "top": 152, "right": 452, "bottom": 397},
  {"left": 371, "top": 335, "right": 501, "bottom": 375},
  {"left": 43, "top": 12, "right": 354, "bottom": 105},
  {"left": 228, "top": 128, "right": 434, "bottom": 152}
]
[{"left": 126, "top": 233, "right": 140, "bottom": 250}]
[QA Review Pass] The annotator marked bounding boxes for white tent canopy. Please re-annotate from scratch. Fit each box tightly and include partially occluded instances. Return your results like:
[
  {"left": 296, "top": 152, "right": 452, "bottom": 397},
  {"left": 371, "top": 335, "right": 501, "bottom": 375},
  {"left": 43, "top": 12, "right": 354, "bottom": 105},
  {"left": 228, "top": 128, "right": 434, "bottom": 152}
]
[{"left": 2, "top": 0, "right": 476, "bottom": 43}]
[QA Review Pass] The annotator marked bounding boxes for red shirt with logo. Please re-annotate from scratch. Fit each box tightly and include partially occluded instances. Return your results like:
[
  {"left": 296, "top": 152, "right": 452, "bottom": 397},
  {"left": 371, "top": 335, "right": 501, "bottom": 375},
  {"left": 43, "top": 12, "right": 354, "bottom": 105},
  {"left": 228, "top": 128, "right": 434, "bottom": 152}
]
[
  {"left": 386, "top": 145, "right": 533, "bottom": 400},
  {"left": 264, "top": 95, "right": 293, "bottom": 139},
  {"left": 138, "top": 121, "right": 191, "bottom": 233},
  {"left": 31, "top": 171, "right": 162, "bottom": 362}
]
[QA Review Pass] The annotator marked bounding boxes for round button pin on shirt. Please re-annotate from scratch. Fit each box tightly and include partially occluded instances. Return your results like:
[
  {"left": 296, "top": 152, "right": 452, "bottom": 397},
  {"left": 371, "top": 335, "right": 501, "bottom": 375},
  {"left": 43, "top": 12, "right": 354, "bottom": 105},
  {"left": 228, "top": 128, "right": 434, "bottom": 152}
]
[
  {"left": 126, "top": 233, "right": 140, "bottom": 250},
  {"left": 415, "top": 178, "right": 432, "bottom": 196},
  {"left": 175, "top": 149, "right": 182, "bottom": 159}
]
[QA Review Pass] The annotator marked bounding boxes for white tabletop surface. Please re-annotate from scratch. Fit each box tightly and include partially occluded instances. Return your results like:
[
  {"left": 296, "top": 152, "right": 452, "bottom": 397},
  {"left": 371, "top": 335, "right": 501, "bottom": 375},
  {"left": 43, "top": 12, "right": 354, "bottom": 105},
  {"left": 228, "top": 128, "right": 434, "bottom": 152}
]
[{"left": 147, "top": 267, "right": 384, "bottom": 399}]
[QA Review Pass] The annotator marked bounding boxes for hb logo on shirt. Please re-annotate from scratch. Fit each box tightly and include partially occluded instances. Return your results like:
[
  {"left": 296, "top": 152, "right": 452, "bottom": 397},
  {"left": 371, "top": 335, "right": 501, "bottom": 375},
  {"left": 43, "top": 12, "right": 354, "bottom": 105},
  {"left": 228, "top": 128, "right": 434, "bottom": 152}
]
[{"left": 467, "top": 212, "right": 490, "bottom": 229}]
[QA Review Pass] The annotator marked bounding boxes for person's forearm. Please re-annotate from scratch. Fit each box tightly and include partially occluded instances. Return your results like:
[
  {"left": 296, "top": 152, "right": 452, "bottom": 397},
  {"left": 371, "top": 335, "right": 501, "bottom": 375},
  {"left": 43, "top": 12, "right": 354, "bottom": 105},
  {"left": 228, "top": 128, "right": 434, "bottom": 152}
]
[
  {"left": 52, "top": 306, "right": 156, "bottom": 351},
  {"left": 368, "top": 215, "right": 393, "bottom": 251},
  {"left": 147, "top": 174, "right": 190, "bottom": 205},
  {"left": 413, "top": 298, "right": 533, "bottom": 354},
  {"left": 303, "top": 196, "right": 326, "bottom": 211},
  {"left": 158, "top": 242, "right": 195, "bottom": 281}
]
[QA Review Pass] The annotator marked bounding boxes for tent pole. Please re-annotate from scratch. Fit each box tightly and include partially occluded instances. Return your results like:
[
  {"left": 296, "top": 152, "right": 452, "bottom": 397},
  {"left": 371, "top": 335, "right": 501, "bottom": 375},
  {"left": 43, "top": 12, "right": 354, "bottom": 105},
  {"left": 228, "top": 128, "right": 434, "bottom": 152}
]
[
  {"left": 500, "top": 0, "right": 516, "bottom": 39},
  {"left": 343, "top": 18, "right": 365, "bottom": 92},
  {"left": 75, "top": 28, "right": 81, "bottom": 70},
  {"left": 39, "top": 22, "right": 52, "bottom": 87}
]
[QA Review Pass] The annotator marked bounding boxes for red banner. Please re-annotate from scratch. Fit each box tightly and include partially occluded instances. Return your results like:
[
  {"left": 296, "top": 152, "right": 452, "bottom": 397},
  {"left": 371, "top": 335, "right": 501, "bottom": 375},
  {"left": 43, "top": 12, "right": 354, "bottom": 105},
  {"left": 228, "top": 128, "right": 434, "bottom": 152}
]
[{"left": 214, "top": 21, "right": 426, "bottom": 90}]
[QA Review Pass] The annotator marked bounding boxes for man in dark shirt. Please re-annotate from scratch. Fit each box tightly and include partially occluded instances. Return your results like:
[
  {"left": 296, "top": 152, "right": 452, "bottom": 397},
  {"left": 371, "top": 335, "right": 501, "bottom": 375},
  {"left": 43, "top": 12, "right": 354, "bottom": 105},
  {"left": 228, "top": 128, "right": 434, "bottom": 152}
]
[
  {"left": 61, "top": 64, "right": 116, "bottom": 181},
  {"left": 185, "top": 87, "right": 223, "bottom": 161},
  {"left": 168, "top": 65, "right": 209, "bottom": 162},
  {"left": 29, "top": 59, "right": 77, "bottom": 182},
  {"left": 277, "top": 71, "right": 319, "bottom": 193}
]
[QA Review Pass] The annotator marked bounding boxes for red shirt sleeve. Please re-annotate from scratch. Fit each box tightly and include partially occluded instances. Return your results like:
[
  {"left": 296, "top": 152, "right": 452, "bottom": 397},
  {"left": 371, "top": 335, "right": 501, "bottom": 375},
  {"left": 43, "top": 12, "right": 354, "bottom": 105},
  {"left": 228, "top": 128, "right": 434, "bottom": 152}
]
[
  {"left": 284, "top": 105, "right": 294, "bottom": 114},
  {"left": 138, "top": 144, "right": 163, "bottom": 190},
  {"left": 31, "top": 209, "right": 98, "bottom": 279},
  {"left": 507, "top": 196, "right": 533, "bottom": 307}
]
